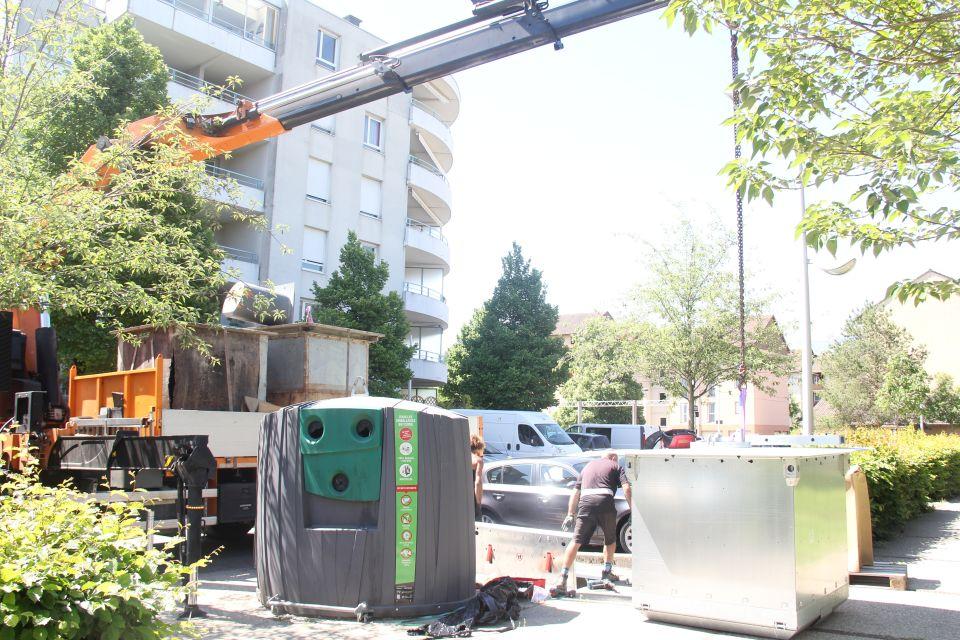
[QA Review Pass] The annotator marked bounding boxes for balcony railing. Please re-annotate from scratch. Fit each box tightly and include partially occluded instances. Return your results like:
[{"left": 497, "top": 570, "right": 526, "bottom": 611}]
[
  {"left": 155, "top": 0, "right": 278, "bottom": 51},
  {"left": 169, "top": 68, "right": 253, "bottom": 105},
  {"left": 411, "top": 99, "right": 449, "bottom": 125},
  {"left": 204, "top": 164, "right": 264, "bottom": 190},
  {"left": 405, "top": 218, "right": 447, "bottom": 244},
  {"left": 219, "top": 244, "right": 257, "bottom": 263},
  {"left": 408, "top": 155, "right": 447, "bottom": 183},
  {"left": 404, "top": 282, "right": 445, "bottom": 302},
  {"left": 411, "top": 349, "right": 444, "bottom": 363}
]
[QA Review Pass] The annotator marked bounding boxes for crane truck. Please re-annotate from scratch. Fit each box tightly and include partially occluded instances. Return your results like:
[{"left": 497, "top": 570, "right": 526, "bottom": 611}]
[{"left": 6, "top": 0, "right": 667, "bottom": 529}]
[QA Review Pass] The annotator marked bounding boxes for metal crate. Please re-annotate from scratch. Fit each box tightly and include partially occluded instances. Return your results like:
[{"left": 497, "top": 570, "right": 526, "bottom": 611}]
[{"left": 626, "top": 448, "right": 852, "bottom": 639}]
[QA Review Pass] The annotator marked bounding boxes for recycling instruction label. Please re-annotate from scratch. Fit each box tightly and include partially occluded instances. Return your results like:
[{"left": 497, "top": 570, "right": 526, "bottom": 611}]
[{"left": 394, "top": 409, "right": 419, "bottom": 603}]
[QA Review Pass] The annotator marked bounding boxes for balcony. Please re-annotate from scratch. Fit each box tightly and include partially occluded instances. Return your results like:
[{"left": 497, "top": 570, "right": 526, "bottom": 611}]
[
  {"left": 403, "top": 283, "right": 448, "bottom": 329},
  {"left": 404, "top": 219, "right": 450, "bottom": 272},
  {"left": 103, "top": 0, "right": 277, "bottom": 79},
  {"left": 167, "top": 68, "right": 253, "bottom": 114},
  {"left": 410, "top": 100, "right": 454, "bottom": 173},
  {"left": 220, "top": 245, "right": 258, "bottom": 283},
  {"left": 411, "top": 77, "right": 461, "bottom": 126},
  {"left": 408, "top": 156, "right": 452, "bottom": 224},
  {"left": 409, "top": 351, "right": 447, "bottom": 386},
  {"left": 203, "top": 164, "right": 265, "bottom": 212}
]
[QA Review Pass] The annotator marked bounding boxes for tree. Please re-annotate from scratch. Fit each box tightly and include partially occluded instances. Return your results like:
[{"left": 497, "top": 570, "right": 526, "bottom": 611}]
[
  {"left": 1, "top": 2, "right": 252, "bottom": 361},
  {"left": 554, "top": 318, "right": 644, "bottom": 426},
  {"left": 24, "top": 17, "right": 169, "bottom": 175},
  {"left": 631, "top": 219, "right": 792, "bottom": 431},
  {"left": 819, "top": 305, "right": 927, "bottom": 425},
  {"left": 876, "top": 352, "right": 931, "bottom": 425},
  {"left": 311, "top": 232, "right": 414, "bottom": 397},
  {"left": 924, "top": 374, "right": 960, "bottom": 424},
  {"left": 443, "top": 243, "right": 566, "bottom": 410},
  {"left": 666, "top": 0, "right": 960, "bottom": 303}
]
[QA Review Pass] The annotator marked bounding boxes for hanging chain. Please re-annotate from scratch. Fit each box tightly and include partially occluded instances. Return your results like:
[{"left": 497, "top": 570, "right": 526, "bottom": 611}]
[{"left": 730, "top": 27, "right": 747, "bottom": 392}]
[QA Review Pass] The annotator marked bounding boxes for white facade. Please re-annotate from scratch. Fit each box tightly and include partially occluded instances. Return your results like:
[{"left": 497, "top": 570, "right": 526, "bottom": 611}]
[{"left": 100, "top": 0, "right": 458, "bottom": 390}]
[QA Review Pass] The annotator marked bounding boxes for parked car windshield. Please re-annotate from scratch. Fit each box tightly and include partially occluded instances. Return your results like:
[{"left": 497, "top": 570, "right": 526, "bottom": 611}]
[{"left": 536, "top": 423, "right": 574, "bottom": 446}]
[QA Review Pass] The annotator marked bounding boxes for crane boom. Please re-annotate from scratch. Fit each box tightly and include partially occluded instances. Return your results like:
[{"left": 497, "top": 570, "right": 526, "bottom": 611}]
[{"left": 82, "top": 0, "right": 664, "bottom": 166}]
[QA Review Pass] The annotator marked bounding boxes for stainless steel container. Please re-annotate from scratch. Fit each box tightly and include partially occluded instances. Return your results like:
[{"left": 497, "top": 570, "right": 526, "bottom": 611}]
[{"left": 626, "top": 448, "right": 851, "bottom": 639}]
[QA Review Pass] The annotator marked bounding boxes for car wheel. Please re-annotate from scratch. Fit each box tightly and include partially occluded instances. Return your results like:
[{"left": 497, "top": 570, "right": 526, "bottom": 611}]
[
  {"left": 618, "top": 518, "right": 632, "bottom": 553},
  {"left": 480, "top": 508, "right": 500, "bottom": 524}
]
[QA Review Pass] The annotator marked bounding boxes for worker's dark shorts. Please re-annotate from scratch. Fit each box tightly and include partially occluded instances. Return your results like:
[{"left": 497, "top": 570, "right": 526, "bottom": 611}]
[{"left": 573, "top": 495, "right": 617, "bottom": 546}]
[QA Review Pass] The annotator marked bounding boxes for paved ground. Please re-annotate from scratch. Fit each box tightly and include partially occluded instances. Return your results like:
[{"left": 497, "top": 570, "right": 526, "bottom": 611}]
[{"left": 188, "top": 500, "right": 960, "bottom": 639}]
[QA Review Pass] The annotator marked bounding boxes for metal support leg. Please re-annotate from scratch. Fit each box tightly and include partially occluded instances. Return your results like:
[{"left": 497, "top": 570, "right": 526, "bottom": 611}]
[{"left": 178, "top": 482, "right": 207, "bottom": 618}]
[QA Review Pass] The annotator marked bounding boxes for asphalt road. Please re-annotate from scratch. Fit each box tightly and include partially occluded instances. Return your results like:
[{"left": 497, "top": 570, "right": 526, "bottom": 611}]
[{"left": 186, "top": 500, "right": 960, "bottom": 639}]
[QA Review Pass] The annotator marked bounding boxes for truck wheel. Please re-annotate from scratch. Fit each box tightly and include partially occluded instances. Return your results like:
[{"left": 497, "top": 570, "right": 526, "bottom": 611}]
[{"left": 617, "top": 518, "right": 632, "bottom": 554}]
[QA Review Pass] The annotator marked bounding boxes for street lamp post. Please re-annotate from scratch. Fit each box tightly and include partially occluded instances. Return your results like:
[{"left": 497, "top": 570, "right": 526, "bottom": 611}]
[{"left": 799, "top": 186, "right": 815, "bottom": 436}]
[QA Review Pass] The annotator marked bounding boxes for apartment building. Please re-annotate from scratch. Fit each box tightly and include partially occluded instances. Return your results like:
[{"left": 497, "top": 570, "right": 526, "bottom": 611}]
[{"left": 96, "top": 0, "right": 457, "bottom": 395}]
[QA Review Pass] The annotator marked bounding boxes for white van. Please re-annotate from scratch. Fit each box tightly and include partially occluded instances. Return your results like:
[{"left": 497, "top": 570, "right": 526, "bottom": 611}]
[
  {"left": 455, "top": 410, "right": 582, "bottom": 457},
  {"left": 569, "top": 423, "right": 647, "bottom": 449}
]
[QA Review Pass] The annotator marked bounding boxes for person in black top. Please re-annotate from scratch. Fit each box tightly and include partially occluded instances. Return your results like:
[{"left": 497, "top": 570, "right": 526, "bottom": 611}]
[{"left": 557, "top": 451, "right": 631, "bottom": 590}]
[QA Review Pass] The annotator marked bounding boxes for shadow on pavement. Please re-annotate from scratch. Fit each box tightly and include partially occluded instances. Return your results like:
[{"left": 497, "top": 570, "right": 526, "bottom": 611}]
[{"left": 802, "top": 597, "right": 960, "bottom": 640}]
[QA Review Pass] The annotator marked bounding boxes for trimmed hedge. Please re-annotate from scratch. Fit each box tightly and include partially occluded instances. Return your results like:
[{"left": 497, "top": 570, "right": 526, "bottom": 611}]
[{"left": 846, "top": 428, "right": 960, "bottom": 539}]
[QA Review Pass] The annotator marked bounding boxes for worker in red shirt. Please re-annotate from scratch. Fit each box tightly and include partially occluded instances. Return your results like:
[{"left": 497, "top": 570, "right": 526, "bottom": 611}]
[{"left": 558, "top": 452, "right": 632, "bottom": 590}]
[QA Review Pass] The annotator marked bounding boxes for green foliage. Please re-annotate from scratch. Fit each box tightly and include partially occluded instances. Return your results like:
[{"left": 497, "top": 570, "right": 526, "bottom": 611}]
[
  {"left": 820, "top": 305, "right": 927, "bottom": 426},
  {"left": 0, "top": 3, "right": 260, "bottom": 358},
  {"left": 23, "top": 17, "right": 169, "bottom": 175},
  {"left": 876, "top": 352, "right": 930, "bottom": 425},
  {"left": 665, "top": 0, "right": 960, "bottom": 303},
  {"left": 788, "top": 396, "right": 801, "bottom": 431},
  {"left": 311, "top": 232, "right": 414, "bottom": 397},
  {"left": 846, "top": 428, "right": 960, "bottom": 539},
  {"left": 924, "top": 374, "right": 960, "bottom": 424},
  {"left": 0, "top": 467, "right": 190, "bottom": 639},
  {"left": 554, "top": 318, "right": 644, "bottom": 426},
  {"left": 443, "top": 243, "right": 566, "bottom": 411},
  {"left": 631, "top": 219, "right": 793, "bottom": 430}
]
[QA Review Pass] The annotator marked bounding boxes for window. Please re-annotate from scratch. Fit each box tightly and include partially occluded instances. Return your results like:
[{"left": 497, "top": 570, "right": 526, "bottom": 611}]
[
  {"left": 301, "top": 227, "right": 326, "bottom": 273},
  {"left": 540, "top": 465, "right": 578, "bottom": 488},
  {"left": 316, "top": 29, "right": 338, "bottom": 69},
  {"left": 306, "top": 158, "right": 331, "bottom": 203},
  {"left": 585, "top": 426, "right": 612, "bottom": 441},
  {"left": 486, "top": 466, "right": 503, "bottom": 484},
  {"left": 658, "top": 392, "right": 667, "bottom": 402},
  {"left": 360, "top": 177, "right": 382, "bottom": 218},
  {"left": 360, "top": 241, "right": 378, "bottom": 258},
  {"left": 536, "top": 423, "right": 574, "bottom": 445},
  {"left": 500, "top": 464, "right": 533, "bottom": 486},
  {"left": 659, "top": 417, "right": 667, "bottom": 427},
  {"left": 517, "top": 424, "right": 543, "bottom": 447},
  {"left": 706, "top": 402, "right": 717, "bottom": 424},
  {"left": 312, "top": 115, "right": 335, "bottom": 134},
  {"left": 300, "top": 297, "right": 316, "bottom": 321},
  {"left": 363, "top": 114, "right": 383, "bottom": 150}
]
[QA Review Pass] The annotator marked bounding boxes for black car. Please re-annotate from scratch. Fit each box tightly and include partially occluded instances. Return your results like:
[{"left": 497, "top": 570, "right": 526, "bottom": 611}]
[
  {"left": 566, "top": 432, "right": 611, "bottom": 451},
  {"left": 479, "top": 456, "right": 633, "bottom": 552}
]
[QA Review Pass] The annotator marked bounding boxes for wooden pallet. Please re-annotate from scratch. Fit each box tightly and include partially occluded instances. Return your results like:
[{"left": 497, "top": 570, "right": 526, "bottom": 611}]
[{"left": 849, "top": 562, "right": 908, "bottom": 590}]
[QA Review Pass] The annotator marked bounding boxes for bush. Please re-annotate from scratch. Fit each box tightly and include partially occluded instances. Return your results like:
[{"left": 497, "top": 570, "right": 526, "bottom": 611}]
[
  {"left": 0, "top": 467, "right": 189, "bottom": 639},
  {"left": 846, "top": 428, "right": 960, "bottom": 539}
]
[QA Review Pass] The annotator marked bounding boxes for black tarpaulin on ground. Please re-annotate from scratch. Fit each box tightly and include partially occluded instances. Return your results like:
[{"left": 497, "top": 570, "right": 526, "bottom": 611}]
[{"left": 407, "top": 577, "right": 532, "bottom": 638}]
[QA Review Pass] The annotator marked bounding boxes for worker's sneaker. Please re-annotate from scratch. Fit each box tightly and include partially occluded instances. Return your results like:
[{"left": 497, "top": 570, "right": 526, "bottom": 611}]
[{"left": 601, "top": 568, "right": 620, "bottom": 582}]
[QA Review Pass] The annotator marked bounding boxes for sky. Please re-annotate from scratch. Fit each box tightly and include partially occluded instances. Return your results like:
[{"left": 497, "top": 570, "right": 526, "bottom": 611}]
[{"left": 323, "top": 0, "right": 957, "bottom": 353}]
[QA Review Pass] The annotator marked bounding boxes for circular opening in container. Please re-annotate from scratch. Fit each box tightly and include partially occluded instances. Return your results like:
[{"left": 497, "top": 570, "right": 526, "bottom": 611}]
[
  {"left": 356, "top": 419, "right": 373, "bottom": 439},
  {"left": 332, "top": 472, "right": 349, "bottom": 493},
  {"left": 307, "top": 420, "right": 324, "bottom": 440}
]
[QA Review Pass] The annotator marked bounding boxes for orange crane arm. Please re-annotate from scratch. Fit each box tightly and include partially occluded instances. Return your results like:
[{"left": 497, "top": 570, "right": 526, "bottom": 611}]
[{"left": 81, "top": 0, "right": 664, "bottom": 170}]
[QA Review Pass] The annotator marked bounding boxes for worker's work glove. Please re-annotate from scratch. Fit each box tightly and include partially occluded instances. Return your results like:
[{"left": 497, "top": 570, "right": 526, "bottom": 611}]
[{"left": 561, "top": 515, "right": 574, "bottom": 532}]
